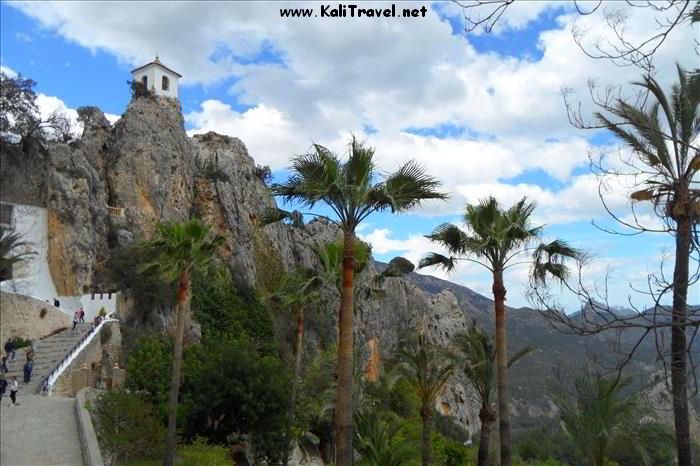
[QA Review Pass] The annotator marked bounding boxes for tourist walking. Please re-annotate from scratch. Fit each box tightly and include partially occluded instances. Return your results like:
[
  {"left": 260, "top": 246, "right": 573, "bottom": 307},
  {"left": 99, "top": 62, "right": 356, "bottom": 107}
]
[
  {"left": 4, "top": 339, "right": 15, "bottom": 361},
  {"left": 1, "top": 356, "right": 8, "bottom": 374},
  {"left": 78, "top": 307, "right": 85, "bottom": 323},
  {"left": 0, "top": 375, "right": 6, "bottom": 399},
  {"left": 23, "top": 360, "right": 33, "bottom": 384},
  {"left": 8, "top": 376, "right": 18, "bottom": 406},
  {"left": 72, "top": 311, "right": 79, "bottom": 331}
]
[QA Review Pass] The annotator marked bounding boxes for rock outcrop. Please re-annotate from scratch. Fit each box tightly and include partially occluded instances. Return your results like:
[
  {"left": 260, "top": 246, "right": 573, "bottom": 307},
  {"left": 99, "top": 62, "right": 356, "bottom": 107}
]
[{"left": 3, "top": 94, "right": 689, "bottom": 439}]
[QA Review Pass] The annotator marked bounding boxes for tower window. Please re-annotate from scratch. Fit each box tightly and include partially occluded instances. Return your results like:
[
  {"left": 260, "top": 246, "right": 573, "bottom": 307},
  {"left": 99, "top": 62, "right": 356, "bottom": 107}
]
[
  {"left": 141, "top": 76, "right": 148, "bottom": 88},
  {"left": 162, "top": 76, "right": 169, "bottom": 91},
  {"left": 0, "top": 203, "right": 14, "bottom": 229}
]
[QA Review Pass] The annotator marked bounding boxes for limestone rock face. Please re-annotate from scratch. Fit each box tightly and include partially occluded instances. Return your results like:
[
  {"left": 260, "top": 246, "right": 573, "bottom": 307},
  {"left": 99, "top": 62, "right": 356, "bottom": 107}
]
[
  {"left": 107, "top": 97, "right": 194, "bottom": 240},
  {"left": 3, "top": 95, "right": 479, "bottom": 435},
  {"left": 46, "top": 137, "right": 110, "bottom": 295}
]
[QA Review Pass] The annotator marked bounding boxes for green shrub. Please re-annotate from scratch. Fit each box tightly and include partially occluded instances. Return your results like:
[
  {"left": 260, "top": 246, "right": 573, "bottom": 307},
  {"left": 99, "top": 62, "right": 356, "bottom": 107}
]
[
  {"left": 39, "top": 308, "right": 47, "bottom": 318},
  {"left": 128, "top": 79, "right": 155, "bottom": 99},
  {"left": 90, "top": 390, "right": 165, "bottom": 464},
  {"left": 432, "top": 434, "right": 473, "bottom": 466},
  {"left": 98, "top": 306, "right": 107, "bottom": 317},
  {"left": 125, "top": 336, "right": 172, "bottom": 422},
  {"left": 130, "top": 438, "right": 230, "bottom": 466},
  {"left": 182, "top": 338, "right": 289, "bottom": 462},
  {"left": 190, "top": 268, "right": 275, "bottom": 351},
  {"left": 12, "top": 337, "right": 32, "bottom": 349}
]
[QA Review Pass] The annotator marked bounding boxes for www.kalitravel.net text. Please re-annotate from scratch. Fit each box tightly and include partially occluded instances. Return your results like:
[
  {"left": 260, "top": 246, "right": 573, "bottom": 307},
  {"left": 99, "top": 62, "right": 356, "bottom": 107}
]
[{"left": 280, "top": 3, "right": 428, "bottom": 18}]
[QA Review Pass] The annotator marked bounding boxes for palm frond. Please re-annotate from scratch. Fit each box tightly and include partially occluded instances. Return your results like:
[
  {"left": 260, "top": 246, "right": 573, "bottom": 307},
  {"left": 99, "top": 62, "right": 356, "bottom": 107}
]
[
  {"left": 532, "top": 239, "right": 581, "bottom": 285},
  {"left": 260, "top": 207, "right": 302, "bottom": 227},
  {"left": 139, "top": 219, "right": 224, "bottom": 283},
  {"left": 0, "top": 227, "right": 36, "bottom": 279},
  {"left": 374, "top": 160, "right": 448, "bottom": 213},
  {"left": 424, "top": 223, "right": 467, "bottom": 255},
  {"left": 418, "top": 252, "right": 456, "bottom": 272}
]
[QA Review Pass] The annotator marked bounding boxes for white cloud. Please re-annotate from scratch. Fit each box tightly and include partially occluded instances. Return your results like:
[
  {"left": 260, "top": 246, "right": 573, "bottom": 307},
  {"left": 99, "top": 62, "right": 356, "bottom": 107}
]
[
  {"left": 1, "top": 65, "right": 18, "bottom": 77},
  {"left": 8, "top": 1, "right": 695, "bottom": 306}
]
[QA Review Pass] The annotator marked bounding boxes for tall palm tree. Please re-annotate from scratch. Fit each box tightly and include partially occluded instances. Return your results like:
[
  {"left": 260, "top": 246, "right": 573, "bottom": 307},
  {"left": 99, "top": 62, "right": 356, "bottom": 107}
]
[
  {"left": 452, "top": 326, "right": 531, "bottom": 466},
  {"left": 551, "top": 374, "right": 669, "bottom": 466},
  {"left": 140, "top": 219, "right": 224, "bottom": 466},
  {"left": 269, "top": 137, "right": 447, "bottom": 464},
  {"left": 0, "top": 227, "right": 35, "bottom": 281},
  {"left": 420, "top": 197, "right": 578, "bottom": 466},
  {"left": 594, "top": 65, "right": 699, "bottom": 466},
  {"left": 393, "top": 330, "right": 454, "bottom": 466},
  {"left": 269, "top": 268, "right": 324, "bottom": 466}
]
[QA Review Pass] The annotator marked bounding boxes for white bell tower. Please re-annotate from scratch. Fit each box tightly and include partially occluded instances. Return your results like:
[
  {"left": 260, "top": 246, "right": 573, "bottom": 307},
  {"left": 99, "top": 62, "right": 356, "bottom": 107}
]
[{"left": 131, "top": 54, "right": 182, "bottom": 99}]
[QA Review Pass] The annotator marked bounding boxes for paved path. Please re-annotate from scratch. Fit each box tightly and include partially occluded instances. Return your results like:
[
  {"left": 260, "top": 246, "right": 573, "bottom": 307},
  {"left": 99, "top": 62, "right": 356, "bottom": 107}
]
[{"left": 0, "top": 394, "right": 83, "bottom": 466}]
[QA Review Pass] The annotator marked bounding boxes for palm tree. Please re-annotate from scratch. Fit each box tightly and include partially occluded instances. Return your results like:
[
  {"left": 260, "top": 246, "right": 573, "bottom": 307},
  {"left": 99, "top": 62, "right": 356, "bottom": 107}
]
[
  {"left": 269, "top": 268, "right": 324, "bottom": 466},
  {"left": 269, "top": 136, "right": 446, "bottom": 464},
  {"left": 452, "top": 326, "right": 531, "bottom": 466},
  {"left": 593, "top": 66, "right": 699, "bottom": 466},
  {"left": 0, "top": 227, "right": 35, "bottom": 281},
  {"left": 393, "top": 330, "right": 454, "bottom": 465},
  {"left": 353, "top": 409, "right": 413, "bottom": 466},
  {"left": 551, "top": 374, "right": 669, "bottom": 466},
  {"left": 140, "top": 219, "right": 224, "bottom": 466},
  {"left": 420, "top": 197, "right": 578, "bottom": 466}
]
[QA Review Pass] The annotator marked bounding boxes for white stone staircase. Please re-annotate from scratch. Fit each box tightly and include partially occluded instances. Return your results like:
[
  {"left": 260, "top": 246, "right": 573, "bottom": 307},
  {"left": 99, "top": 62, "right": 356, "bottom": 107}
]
[{"left": 4, "top": 323, "right": 93, "bottom": 394}]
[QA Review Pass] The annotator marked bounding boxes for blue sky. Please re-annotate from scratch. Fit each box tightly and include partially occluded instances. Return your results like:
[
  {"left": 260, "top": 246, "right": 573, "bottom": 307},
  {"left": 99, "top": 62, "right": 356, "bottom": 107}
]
[{"left": 1, "top": 1, "right": 697, "bottom": 309}]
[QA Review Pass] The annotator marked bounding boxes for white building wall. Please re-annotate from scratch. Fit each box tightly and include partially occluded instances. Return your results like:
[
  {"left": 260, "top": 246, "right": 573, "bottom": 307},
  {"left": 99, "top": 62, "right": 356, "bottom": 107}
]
[
  {"left": 1, "top": 204, "right": 60, "bottom": 307},
  {"left": 1, "top": 203, "right": 119, "bottom": 319},
  {"left": 132, "top": 65, "right": 178, "bottom": 99}
]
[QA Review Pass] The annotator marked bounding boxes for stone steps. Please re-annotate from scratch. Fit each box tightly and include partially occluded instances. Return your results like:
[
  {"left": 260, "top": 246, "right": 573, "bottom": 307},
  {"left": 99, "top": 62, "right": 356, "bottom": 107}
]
[{"left": 3, "top": 324, "right": 94, "bottom": 393}]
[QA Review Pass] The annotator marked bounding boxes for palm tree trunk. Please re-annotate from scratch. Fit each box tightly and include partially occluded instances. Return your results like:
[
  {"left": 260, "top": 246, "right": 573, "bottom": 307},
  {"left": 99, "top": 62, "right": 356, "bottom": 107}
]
[
  {"left": 421, "top": 406, "right": 433, "bottom": 466},
  {"left": 335, "top": 231, "right": 355, "bottom": 466},
  {"left": 671, "top": 215, "right": 692, "bottom": 466},
  {"left": 492, "top": 270, "right": 511, "bottom": 466},
  {"left": 284, "top": 310, "right": 305, "bottom": 466},
  {"left": 164, "top": 271, "right": 188, "bottom": 466},
  {"left": 476, "top": 405, "right": 492, "bottom": 466}
]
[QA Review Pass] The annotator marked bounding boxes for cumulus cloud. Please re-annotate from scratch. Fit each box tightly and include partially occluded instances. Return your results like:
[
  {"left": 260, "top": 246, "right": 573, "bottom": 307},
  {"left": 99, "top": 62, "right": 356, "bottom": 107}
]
[
  {"left": 1, "top": 65, "right": 18, "bottom": 77},
  {"left": 8, "top": 1, "right": 695, "bottom": 305}
]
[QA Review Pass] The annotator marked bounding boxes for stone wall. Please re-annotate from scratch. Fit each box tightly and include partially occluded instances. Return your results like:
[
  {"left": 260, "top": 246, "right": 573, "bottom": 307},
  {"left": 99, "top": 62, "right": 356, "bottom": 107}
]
[
  {"left": 75, "top": 388, "right": 105, "bottom": 466},
  {"left": 0, "top": 291, "right": 71, "bottom": 344}
]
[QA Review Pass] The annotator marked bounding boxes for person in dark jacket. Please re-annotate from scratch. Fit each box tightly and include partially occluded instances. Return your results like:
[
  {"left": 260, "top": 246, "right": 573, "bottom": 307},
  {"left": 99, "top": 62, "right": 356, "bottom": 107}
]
[
  {"left": 23, "top": 360, "right": 33, "bottom": 383},
  {"left": 4, "top": 339, "right": 15, "bottom": 361},
  {"left": 0, "top": 375, "right": 7, "bottom": 399}
]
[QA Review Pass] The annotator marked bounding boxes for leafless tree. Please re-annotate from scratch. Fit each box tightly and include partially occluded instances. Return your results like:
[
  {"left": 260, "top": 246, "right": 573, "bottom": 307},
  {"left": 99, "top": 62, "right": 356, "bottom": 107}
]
[
  {"left": 531, "top": 65, "right": 699, "bottom": 466},
  {"left": 452, "top": 0, "right": 694, "bottom": 72}
]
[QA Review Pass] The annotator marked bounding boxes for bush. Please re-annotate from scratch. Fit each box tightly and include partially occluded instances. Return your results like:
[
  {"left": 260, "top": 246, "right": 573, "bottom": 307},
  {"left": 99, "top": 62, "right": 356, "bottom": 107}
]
[
  {"left": 107, "top": 244, "right": 176, "bottom": 323},
  {"left": 12, "top": 337, "right": 32, "bottom": 349},
  {"left": 39, "top": 308, "right": 47, "bottom": 319},
  {"left": 182, "top": 338, "right": 290, "bottom": 462},
  {"left": 128, "top": 79, "right": 155, "bottom": 99},
  {"left": 130, "top": 438, "right": 231, "bottom": 466},
  {"left": 191, "top": 268, "right": 275, "bottom": 352},
  {"left": 90, "top": 390, "right": 165, "bottom": 464},
  {"left": 125, "top": 336, "right": 172, "bottom": 422},
  {"left": 254, "top": 164, "right": 272, "bottom": 184}
]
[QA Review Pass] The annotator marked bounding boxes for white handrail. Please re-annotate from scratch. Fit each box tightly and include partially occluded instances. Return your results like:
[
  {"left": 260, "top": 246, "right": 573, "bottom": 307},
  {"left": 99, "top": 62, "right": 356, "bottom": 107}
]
[{"left": 42, "top": 315, "right": 117, "bottom": 396}]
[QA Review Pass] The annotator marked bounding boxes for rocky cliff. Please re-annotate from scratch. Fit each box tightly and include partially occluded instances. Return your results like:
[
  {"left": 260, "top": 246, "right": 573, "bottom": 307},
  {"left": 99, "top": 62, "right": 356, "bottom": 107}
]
[{"left": 2, "top": 94, "right": 693, "bottom": 438}]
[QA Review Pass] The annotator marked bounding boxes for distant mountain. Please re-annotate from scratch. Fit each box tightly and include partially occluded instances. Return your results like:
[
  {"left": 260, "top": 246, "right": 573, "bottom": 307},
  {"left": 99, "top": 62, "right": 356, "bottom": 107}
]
[{"left": 377, "top": 261, "right": 700, "bottom": 432}]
